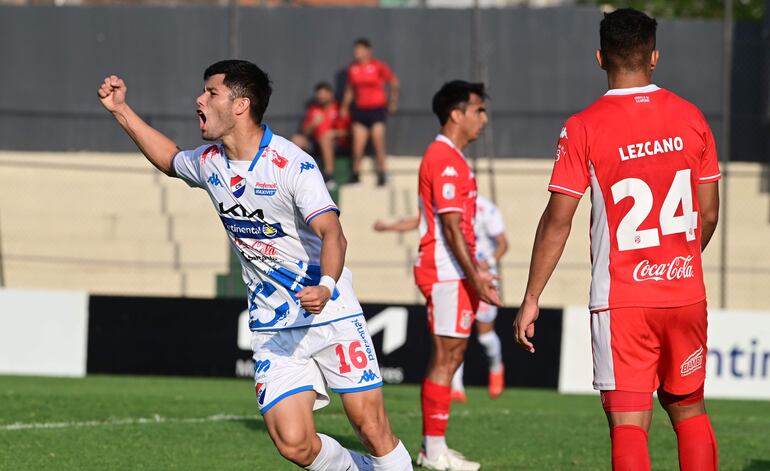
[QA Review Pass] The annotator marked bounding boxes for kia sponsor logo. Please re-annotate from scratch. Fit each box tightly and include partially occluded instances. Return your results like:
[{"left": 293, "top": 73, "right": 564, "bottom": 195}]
[{"left": 633, "top": 255, "right": 695, "bottom": 282}]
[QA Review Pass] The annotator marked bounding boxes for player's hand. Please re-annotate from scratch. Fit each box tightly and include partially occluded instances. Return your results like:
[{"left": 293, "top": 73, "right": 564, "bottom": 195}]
[
  {"left": 473, "top": 270, "right": 502, "bottom": 307},
  {"left": 514, "top": 299, "right": 539, "bottom": 353},
  {"left": 97, "top": 75, "right": 128, "bottom": 113},
  {"left": 296, "top": 285, "right": 331, "bottom": 315},
  {"left": 372, "top": 220, "right": 389, "bottom": 232},
  {"left": 388, "top": 102, "right": 398, "bottom": 114}
]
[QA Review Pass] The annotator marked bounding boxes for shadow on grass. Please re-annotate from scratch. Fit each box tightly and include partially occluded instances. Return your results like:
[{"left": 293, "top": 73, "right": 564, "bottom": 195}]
[
  {"left": 744, "top": 460, "right": 770, "bottom": 471},
  {"left": 239, "top": 418, "right": 364, "bottom": 452}
]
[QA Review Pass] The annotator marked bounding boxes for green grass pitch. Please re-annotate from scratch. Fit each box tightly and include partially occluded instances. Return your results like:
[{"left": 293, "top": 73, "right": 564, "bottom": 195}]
[{"left": 1, "top": 375, "right": 769, "bottom": 470}]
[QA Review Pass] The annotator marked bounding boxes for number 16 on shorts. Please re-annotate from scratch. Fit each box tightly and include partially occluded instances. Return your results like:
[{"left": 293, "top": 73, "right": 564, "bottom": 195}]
[
  {"left": 323, "top": 318, "right": 383, "bottom": 393},
  {"left": 335, "top": 341, "right": 369, "bottom": 373}
]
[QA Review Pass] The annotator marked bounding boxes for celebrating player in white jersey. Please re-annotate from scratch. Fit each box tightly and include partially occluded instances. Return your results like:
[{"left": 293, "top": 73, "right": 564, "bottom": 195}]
[
  {"left": 98, "top": 60, "right": 412, "bottom": 471},
  {"left": 373, "top": 194, "right": 509, "bottom": 402}
]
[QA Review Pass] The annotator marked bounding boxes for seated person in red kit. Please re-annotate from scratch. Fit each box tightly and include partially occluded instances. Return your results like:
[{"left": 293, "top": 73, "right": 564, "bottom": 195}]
[{"left": 292, "top": 82, "right": 350, "bottom": 190}]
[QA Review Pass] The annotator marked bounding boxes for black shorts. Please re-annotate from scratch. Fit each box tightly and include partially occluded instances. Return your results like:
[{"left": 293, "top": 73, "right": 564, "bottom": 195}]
[{"left": 351, "top": 106, "right": 388, "bottom": 127}]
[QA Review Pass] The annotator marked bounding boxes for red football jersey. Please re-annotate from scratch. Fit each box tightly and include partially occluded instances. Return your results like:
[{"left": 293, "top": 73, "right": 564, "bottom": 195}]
[
  {"left": 414, "top": 135, "right": 478, "bottom": 287},
  {"left": 548, "top": 85, "right": 720, "bottom": 312},
  {"left": 347, "top": 59, "right": 394, "bottom": 109},
  {"left": 301, "top": 101, "right": 350, "bottom": 146}
]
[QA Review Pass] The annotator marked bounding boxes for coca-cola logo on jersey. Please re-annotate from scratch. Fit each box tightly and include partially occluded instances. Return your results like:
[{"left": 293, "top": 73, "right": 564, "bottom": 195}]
[{"left": 633, "top": 255, "right": 695, "bottom": 282}]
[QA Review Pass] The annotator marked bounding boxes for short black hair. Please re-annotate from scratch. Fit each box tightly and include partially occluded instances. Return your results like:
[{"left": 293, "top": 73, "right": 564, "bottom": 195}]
[
  {"left": 432, "top": 80, "right": 487, "bottom": 126},
  {"left": 354, "top": 38, "right": 371, "bottom": 48},
  {"left": 600, "top": 8, "right": 658, "bottom": 72},
  {"left": 314, "top": 82, "right": 333, "bottom": 92},
  {"left": 203, "top": 60, "right": 272, "bottom": 124}
]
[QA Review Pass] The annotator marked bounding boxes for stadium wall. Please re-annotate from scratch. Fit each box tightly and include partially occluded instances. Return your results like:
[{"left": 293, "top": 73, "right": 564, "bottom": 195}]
[
  {"left": 3, "top": 288, "right": 770, "bottom": 400},
  {"left": 0, "top": 5, "right": 766, "bottom": 162}
]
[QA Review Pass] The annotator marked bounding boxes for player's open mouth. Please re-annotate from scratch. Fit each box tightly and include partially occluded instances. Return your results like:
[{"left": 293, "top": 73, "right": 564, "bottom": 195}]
[{"left": 197, "top": 110, "right": 207, "bottom": 129}]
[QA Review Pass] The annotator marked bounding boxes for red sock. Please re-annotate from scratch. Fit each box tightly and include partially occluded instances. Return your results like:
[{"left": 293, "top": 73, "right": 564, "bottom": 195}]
[
  {"left": 421, "top": 379, "right": 451, "bottom": 436},
  {"left": 610, "top": 425, "right": 651, "bottom": 471},
  {"left": 674, "top": 414, "right": 718, "bottom": 471}
]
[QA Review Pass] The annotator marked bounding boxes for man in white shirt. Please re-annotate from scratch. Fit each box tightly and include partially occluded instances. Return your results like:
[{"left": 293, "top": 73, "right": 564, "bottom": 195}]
[{"left": 98, "top": 60, "right": 411, "bottom": 471}]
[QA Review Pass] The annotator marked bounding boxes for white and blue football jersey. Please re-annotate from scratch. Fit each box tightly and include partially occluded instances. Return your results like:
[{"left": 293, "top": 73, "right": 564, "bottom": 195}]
[
  {"left": 474, "top": 195, "right": 506, "bottom": 274},
  {"left": 173, "top": 124, "right": 363, "bottom": 331}
]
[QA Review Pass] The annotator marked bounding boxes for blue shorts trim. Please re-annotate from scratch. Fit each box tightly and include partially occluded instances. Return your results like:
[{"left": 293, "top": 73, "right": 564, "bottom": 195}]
[
  {"left": 259, "top": 385, "right": 315, "bottom": 415},
  {"left": 251, "top": 312, "right": 364, "bottom": 332},
  {"left": 331, "top": 381, "right": 383, "bottom": 394}
]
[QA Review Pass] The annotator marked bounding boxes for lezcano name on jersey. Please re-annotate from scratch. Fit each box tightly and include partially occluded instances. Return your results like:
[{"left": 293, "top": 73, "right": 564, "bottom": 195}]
[{"left": 618, "top": 136, "right": 684, "bottom": 161}]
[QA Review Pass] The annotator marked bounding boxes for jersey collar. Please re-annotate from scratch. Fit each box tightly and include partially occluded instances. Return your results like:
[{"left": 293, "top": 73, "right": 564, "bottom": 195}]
[
  {"left": 223, "top": 124, "right": 273, "bottom": 171},
  {"left": 604, "top": 84, "right": 661, "bottom": 96},
  {"left": 435, "top": 134, "right": 467, "bottom": 160}
]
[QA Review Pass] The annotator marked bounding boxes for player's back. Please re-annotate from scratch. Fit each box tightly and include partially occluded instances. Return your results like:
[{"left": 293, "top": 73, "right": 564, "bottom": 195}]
[{"left": 549, "top": 85, "right": 720, "bottom": 311}]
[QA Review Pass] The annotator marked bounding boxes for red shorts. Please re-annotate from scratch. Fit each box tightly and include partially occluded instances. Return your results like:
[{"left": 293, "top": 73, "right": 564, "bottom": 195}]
[
  {"left": 418, "top": 280, "right": 480, "bottom": 338},
  {"left": 591, "top": 300, "right": 708, "bottom": 395}
]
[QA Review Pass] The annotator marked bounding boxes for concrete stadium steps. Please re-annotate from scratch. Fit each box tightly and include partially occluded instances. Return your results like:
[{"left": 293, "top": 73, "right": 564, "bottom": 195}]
[
  {"left": 345, "top": 264, "right": 424, "bottom": 304},
  {"left": 1, "top": 211, "right": 171, "bottom": 241},
  {"left": 339, "top": 157, "right": 595, "bottom": 306},
  {"left": 2, "top": 260, "right": 217, "bottom": 298},
  {"left": 0, "top": 152, "right": 228, "bottom": 298},
  {"left": 2, "top": 239, "right": 176, "bottom": 264},
  {"left": 161, "top": 178, "right": 219, "bottom": 213}
]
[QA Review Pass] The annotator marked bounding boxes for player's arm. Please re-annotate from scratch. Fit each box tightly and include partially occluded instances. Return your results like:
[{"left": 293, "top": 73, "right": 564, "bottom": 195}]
[
  {"left": 373, "top": 216, "right": 419, "bottom": 232},
  {"left": 301, "top": 110, "right": 323, "bottom": 137},
  {"left": 514, "top": 193, "right": 580, "bottom": 353},
  {"left": 340, "top": 83, "right": 354, "bottom": 118},
  {"left": 97, "top": 75, "right": 178, "bottom": 176},
  {"left": 388, "top": 75, "right": 400, "bottom": 114},
  {"left": 440, "top": 212, "right": 501, "bottom": 306},
  {"left": 698, "top": 182, "right": 719, "bottom": 251},
  {"left": 492, "top": 233, "right": 509, "bottom": 264},
  {"left": 296, "top": 211, "right": 346, "bottom": 315}
]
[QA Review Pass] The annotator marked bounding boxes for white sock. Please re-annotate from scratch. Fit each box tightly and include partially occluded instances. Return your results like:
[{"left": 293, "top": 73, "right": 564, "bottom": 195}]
[
  {"left": 423, "top": 435, "right": 448, "bottom": 461},
  {"left": 306, "top": 433, "right": 359, "bottom": 471},
  {"left": 372, "top": 440, "right": 413, "bottom": 470},
  {"left": 478, "top": 331, "right": 503, "bottom": 372},
  {"left": 451, "top": 362, "right": 465, "bottom": 391}
]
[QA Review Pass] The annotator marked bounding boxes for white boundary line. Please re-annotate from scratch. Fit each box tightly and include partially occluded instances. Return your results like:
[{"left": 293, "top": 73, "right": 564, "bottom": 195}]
[
  {"left": 0, "top": 408, "right": 542, "bottom": 432},
  {"left": 0, "top": 414, "right": 257, "bottom": 432}
]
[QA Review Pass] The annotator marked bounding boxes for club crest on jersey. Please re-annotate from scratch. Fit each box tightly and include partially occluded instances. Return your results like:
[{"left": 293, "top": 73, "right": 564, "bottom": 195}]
[
  {"left": 230, "top": 175, "right": 246, "bottom": 198},
  {"left": 256, "top": 383, "right": 266, "bottom": 405},
  {"left": 460, "top": 309, "right": 474, "bottom": 330},
  {"left": 442, "top": 183, "right": 456, "bottom": 200}
]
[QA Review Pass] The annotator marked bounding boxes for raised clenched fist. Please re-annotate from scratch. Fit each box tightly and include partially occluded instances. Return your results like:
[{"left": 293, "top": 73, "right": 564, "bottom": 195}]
[{"left": 97, "top": 75, "right": 127, "bottom": 112}]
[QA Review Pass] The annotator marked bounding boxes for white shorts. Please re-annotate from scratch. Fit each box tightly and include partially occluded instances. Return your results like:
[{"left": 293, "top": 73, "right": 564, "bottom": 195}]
[
  {"left": 251, "top": 314, "right": 382, "bottom": 414},
  {"left": 418, "top": 279, "right": 479, "bottom": 339},
  {"left": 475, "top": 301, "right": 498, "bottom": 323}
]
